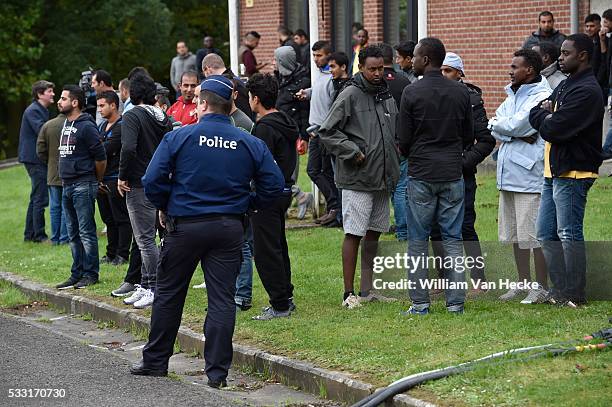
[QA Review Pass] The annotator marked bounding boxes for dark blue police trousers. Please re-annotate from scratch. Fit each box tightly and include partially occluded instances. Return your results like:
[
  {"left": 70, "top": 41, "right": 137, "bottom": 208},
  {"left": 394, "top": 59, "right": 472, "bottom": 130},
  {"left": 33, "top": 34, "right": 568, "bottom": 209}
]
[{"left": 142, "top": 215, "right": 243, "bottom": 382}]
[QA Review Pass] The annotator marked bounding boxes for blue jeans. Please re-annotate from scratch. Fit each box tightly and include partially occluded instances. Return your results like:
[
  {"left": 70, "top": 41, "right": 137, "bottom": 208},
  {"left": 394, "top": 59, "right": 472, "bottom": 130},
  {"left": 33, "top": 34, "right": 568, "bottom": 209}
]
[
  {"left": 63, "top": 181, "right": 100, "bottom": 281},
  {"left": 536, "top": 177, "right": 594, "bottom": 303},
  {"left": 24, "top": 163, "right": 48, "bottom": 241},
  {"left": 234, "top": 222, "right": 254, "bottom": 304},
  {"left": 392, "top": 159, "right": 408, "bottom": 241},
  {"left": 405, "top": 177, "right": 466, "bottom": 311},
  {"left": 49, "top": 186, "right": 68, "bottom": 244}
]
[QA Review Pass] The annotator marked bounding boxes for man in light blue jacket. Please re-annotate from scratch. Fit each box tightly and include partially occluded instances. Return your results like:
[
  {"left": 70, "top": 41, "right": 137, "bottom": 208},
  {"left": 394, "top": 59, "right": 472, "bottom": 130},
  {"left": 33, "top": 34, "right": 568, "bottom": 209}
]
[{"left": 488, "top": 49, "right": 552, "bottom": 304}]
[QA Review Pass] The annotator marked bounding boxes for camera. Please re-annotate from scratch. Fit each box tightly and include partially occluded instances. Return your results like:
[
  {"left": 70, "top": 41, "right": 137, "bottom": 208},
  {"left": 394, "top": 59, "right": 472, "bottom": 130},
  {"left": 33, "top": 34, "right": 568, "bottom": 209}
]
[
  {"left": 79, "top": 69, "right": 94, "bottom": 94},
  {"left": 79, "top": 68, "right": 97, "bottom": 118}
]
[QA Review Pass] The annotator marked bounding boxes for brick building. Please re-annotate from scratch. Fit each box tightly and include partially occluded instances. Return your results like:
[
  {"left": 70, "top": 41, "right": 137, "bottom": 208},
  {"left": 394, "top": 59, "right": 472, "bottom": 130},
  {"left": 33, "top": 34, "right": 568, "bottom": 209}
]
[{"left": 237, "top": 0, "right": 607, "bottom": 112}]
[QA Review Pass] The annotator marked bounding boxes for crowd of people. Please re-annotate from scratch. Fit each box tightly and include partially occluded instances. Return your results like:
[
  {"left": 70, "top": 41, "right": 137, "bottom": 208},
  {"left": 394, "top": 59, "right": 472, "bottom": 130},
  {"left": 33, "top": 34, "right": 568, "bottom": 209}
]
[{"left": 16, "top": 9, "right": 611, "bottom": 387}]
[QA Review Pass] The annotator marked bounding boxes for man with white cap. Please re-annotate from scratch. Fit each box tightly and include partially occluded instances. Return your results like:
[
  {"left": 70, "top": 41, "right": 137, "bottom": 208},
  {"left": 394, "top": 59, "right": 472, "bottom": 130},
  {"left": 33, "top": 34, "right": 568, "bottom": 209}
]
[
  {"left": 431, "top": 52, "right": 495, "bottom": 292},
  {"left": 130, "top": 75, "right": 285, "bottom": 388}
]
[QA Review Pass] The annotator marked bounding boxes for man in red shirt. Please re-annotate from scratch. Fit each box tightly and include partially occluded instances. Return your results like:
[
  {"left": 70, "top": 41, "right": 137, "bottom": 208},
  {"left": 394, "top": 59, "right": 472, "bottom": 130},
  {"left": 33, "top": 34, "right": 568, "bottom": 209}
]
[{"left": 167, "top": 71, "right": 198, "bottom": 126}]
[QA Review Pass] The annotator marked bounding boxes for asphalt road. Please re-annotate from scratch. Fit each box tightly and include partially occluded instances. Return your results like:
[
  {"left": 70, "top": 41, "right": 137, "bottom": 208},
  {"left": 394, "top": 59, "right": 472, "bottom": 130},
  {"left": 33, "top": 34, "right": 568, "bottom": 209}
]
[{"left": 0, "top": 313, "right": 238, "bottom": 407}]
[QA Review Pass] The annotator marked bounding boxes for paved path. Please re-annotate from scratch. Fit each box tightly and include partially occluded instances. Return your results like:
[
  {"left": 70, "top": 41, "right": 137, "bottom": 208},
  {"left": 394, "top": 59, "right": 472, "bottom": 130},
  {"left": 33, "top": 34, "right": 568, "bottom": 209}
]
[{"left": 0, "top": 308, "right": 337, "bottom": 407}]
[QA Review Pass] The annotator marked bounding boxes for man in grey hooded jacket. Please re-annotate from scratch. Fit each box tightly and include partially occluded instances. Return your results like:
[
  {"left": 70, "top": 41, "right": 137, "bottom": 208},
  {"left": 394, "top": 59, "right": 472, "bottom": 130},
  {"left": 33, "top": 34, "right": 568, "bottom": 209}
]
[
  {"left": 319, "top": 45, "right": 400, "bottom": 309},
  {"left": 274, "top": 45, "right": 313, "bottom": 219}
]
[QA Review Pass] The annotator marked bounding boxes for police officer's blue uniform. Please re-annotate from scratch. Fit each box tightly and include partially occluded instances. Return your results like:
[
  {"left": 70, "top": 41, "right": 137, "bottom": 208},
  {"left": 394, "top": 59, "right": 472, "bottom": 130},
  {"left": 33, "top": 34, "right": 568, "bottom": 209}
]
[{"left": 130, "top": 76, "right": 284, "bottom": 386}]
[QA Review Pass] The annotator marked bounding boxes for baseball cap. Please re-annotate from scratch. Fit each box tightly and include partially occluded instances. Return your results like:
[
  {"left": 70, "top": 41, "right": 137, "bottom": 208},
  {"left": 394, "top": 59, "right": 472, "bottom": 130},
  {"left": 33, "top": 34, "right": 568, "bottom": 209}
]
[
  {"left": 442, "top": 52, "right": 465, "bottom": 77},
  {"left": 200, "top": 75, "right": 233, "bottom": 100}
]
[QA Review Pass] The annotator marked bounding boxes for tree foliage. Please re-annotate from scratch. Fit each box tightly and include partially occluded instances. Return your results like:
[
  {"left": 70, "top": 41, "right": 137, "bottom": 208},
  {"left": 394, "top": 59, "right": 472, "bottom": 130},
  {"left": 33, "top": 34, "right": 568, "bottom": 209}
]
[
  {"left": 164, "top": 0, "right": 230, "bottom": 60},
  {"left": 2, "top": 0, "right": 229, "bottom": 158},
  {"left": 0, "top": 0, "right": 48, "bottom": 158},
  {"left": 0, "top": 0, "right": 47, "bottom": 102},
  {"left": 41, "top": 0, "right": 174, "bottom": 89}
]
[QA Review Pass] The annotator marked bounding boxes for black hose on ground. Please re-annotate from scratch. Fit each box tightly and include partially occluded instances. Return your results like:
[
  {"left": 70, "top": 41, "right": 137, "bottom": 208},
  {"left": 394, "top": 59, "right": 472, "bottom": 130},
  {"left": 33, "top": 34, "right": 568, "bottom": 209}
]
[
  {"left": 352, "top": 330, "right": 610, "bottom": 407},
  {"left": 353, "top": 365, "right": 470, "bottom": 407}
]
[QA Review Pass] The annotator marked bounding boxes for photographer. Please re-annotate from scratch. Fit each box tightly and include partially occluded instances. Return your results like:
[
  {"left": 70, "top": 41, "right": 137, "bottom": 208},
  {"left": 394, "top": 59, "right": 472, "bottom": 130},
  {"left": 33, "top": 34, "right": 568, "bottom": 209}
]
[{"left": 79, "top": 69, "right": 97, "bottom": 120}]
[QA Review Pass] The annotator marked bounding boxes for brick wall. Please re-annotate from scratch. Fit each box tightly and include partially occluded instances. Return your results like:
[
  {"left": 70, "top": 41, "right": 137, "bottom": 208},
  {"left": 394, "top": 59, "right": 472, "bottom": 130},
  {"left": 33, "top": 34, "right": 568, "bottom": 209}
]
[
  {"left": 319, "top": 0, "right": 332, "bottom": 41},
  {"left": 239, "top": 0, "right": 591, "bottom": 112},
  {"left": 238, "top": 0, "right": 400, "bottom": 71},
  {"left": 363, "top": 0, "right": 385, "bottom": 42},
  {"left": 428, "top": 0, "right": 591, "bottom": 113},
  {"left": 240, "top": 0, "right": 335, "bottom": 72}
]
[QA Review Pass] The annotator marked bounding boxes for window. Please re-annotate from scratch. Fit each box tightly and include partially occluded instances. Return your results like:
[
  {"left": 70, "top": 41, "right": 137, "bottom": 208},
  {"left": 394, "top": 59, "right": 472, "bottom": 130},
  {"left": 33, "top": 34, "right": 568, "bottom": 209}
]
[
  {"left": 332, "top": 0, "right": 364, "bottom": 55},
  {"left": 285, "top": 0, "right": 309, "bottom": 35},
  {"left": 384, "top": 0, "right": 417, "bottom": 45}
]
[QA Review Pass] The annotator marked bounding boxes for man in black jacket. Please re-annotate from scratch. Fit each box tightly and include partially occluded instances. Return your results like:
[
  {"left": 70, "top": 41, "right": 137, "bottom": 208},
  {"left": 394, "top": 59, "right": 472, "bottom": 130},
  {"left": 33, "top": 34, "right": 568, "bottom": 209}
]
[
  {"left": 118, "top": 73, "right": 173, "bottom": 309},
  {"left": 584, "top": 14, "right": 605, "bottom": 92},
  {"left": 293, "top": 29, "right": 311, "bottom": 73},
  {"left": 329, "top": 52, "right": 350, "bottom": 101},
  {"left": 380, "top": 43, "right": 412, "bottom": 242},
  {"left": 195, "top": 36, "right": 222, "bottom": 82},
  {"left": 96, "top": 91, "right": 131, "bottom": 266},
  {"left": 430, "top": 52, "right": 495, "bottom": 291},
  {"left": 380, "top": 43, "right": 412, "bottom": 107},
  {"left": 398, "top": 38, "right": 474, "bottom": 315},
  {"left": 247, "top": 73, "right": 299, "bottom": 320},
  {"left": 523, "top": 11, "right": 566, "bottom": 49},
  {"left": 274, "top": 45, "right": 313, "bottom": 219},
  {"left": 529, "top": 34, "right": 604, "bottom": 307},
  {"left": 275, "top": 46, "right": 311, "bottom": 141},
  {"left": 19, "top": 80, "right": 55, "bottom": 243}
]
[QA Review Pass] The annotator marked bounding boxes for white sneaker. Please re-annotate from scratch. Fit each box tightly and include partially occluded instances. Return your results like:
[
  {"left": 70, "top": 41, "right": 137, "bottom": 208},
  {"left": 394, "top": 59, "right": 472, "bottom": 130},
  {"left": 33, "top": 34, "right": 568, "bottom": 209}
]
[
  {"left": 520, "top": 287, "right": 549, "bottom": 304},
  {"left": 123, "top": 286, "right": 146, "bottom": 305},
  {"left": 192, "top": 282, "right": 207, "bottom": 289},
  {"left": 499, "top": 288, "right": 527, "bottom": 301},
  {"left": 133, "top": 289, "right": 154, "bottom": 309},
  {"left": 342, "top": 294, "right": 362, "bottom": 309}
]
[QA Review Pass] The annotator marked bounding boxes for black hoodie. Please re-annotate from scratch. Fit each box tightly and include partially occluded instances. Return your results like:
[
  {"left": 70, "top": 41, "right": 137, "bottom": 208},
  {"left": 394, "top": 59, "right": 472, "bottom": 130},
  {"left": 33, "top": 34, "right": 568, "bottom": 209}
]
[
  {"left": 119, "top": 105, "right": 172, "bottom": 187},
  {"left": 58, "top": 113, "right": 106, "bottom": 184},
  {"left": 252, "top": 111, "right": 299, "bottom": 186},
  {"left": 98, "top": 118, "right": 122, "bottom": 180},
  {"left": 463, "top": 82, "right": 495, "bottom": 176},
  {"left": 275, "top": 65, "right": 311, "bottom": 141},
  {"left": 398, "top": 70, "right": 473, "bottom": 183}
]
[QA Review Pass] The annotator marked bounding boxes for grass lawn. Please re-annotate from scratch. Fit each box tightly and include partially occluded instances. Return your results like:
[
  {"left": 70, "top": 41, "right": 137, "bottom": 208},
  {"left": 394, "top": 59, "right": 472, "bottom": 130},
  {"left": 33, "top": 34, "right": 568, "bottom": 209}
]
[{"left": 0, "top": 164, "right": 611, "bottom": 406}]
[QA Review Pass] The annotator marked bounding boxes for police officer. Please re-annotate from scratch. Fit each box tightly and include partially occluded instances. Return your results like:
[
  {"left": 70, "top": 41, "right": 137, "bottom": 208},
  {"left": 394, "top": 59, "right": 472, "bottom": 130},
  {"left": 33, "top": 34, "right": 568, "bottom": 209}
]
[{"left": 129, "top": 75, "right": 285, "bottom": 388}]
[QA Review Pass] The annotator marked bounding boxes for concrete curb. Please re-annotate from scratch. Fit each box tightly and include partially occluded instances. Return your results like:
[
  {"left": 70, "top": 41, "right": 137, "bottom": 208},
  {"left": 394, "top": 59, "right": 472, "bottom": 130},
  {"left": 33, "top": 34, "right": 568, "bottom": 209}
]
[
  {"left": 0, "top": 158, "right": 19, "bottom": 170},
  {"left": 0, "top": 270, "right": 435, "bottom": 407}
]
